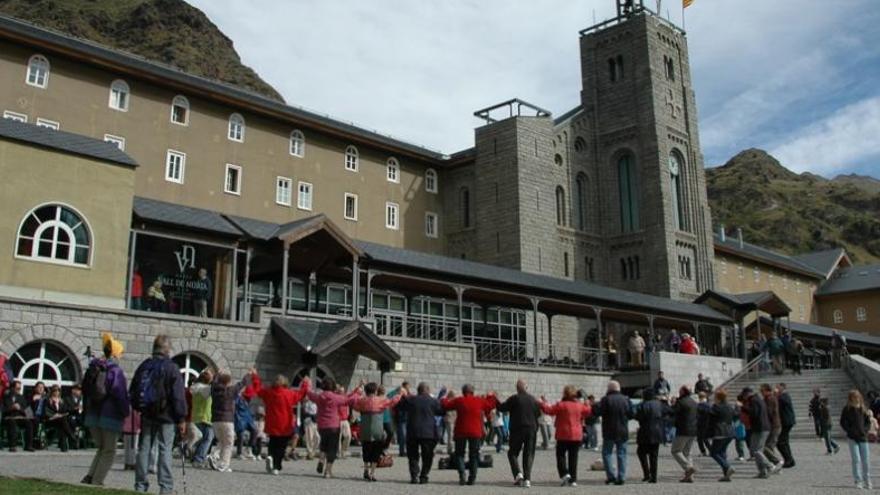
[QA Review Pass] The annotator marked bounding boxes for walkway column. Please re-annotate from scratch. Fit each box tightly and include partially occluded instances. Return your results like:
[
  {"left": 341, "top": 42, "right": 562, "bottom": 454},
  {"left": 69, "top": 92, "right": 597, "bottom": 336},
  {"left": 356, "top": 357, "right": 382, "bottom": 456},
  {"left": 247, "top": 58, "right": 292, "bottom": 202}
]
[
  {"left": 455, "top": 286, "right": 464, "bottom": 344},
  {"left": 531, "top": 298, "right": 540, "bottom": 365},
  {"left": 647, "top": 315, "right": 655, "bottom": 367},
  {"left": 594, "top": 307, "right": 604, "bottom": 372},
  {"left": 242, "top": 247, "right": 252, "bottom": 322},
  {"left": 365, "top": 270, "right": 374, "bottom": 318},
  {"left": 281, "top": 242, "right": 289, "bottom": 316},
  {"left": 351, "top": 256, "right": 359, "bottom": 321}
]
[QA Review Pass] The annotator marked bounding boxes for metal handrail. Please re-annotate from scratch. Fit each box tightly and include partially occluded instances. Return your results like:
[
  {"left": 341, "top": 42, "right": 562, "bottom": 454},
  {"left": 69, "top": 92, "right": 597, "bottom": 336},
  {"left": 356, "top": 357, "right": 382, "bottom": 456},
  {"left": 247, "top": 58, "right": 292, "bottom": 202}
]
[{"left": 716, "top": 355, "right": 764, "bottom": 392}]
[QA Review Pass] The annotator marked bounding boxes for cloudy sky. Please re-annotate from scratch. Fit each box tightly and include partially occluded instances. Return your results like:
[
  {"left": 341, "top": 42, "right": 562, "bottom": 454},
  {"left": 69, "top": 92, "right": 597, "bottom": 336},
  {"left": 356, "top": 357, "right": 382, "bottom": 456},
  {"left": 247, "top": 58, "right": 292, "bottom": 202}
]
[{"left": 188, "top": 0, "right": 880, "bottom": 177}]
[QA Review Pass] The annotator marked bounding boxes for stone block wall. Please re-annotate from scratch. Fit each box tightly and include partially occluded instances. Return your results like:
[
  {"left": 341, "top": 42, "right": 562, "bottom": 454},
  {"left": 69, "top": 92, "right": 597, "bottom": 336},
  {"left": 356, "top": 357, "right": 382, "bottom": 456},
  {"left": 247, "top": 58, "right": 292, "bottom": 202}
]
[{"left": 650, "top": 351, "right": 743, "bottom": 395}]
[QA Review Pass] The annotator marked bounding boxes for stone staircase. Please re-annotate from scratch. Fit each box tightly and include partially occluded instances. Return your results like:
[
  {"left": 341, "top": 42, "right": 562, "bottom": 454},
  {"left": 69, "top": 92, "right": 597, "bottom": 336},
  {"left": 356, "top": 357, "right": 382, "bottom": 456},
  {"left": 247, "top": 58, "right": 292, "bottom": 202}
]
[{"left": 722, "top": 368, "right": 856, "bottom": 438}]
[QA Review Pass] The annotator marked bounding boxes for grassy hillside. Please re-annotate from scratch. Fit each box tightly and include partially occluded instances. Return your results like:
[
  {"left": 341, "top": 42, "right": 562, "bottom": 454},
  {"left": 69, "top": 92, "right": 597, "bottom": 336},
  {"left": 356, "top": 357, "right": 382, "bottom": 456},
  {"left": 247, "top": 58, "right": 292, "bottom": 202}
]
[
  {"left": 706, "top": 149, "right": 880, "bottom": 264},
  {"left": 0, "top": 0, "right": 284, "bottom": 101}
]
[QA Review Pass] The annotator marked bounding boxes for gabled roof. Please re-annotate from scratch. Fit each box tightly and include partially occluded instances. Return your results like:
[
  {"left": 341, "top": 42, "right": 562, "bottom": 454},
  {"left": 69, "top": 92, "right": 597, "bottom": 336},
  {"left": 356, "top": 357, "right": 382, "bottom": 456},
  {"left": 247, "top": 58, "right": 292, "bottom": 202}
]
[
  {"left": 133, "top": 197, "right": 241, "bottom": 237},
  {"left": 816, "top": 264, "right": 880, "bottom": 297},
  {"left": 713, "top": 233, "right": 825, "bottom": 279},
  {"left": 0, "top": 118, "right": 137, "bottom": 167},
  {"left": 0, "top": 15, "right": 449, "bottom": 164},
  {"left": 694, "top": 290, "right": 791, "bottom": 317},
  {"left": 793, "top": 248, "right": 851, "bottom": 279},
  {"left": 271, "top": 317, "right": 400, "bottom": 365}
]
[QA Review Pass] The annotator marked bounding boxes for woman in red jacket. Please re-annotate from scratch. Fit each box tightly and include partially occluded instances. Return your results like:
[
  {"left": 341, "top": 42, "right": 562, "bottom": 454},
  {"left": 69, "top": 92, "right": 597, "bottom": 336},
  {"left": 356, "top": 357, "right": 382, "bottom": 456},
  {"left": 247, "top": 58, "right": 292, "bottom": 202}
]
[
  {"left": 441, "top": 384, "right": 498, "bottom": 485},
  {"left": 250, "top": 373, "right": 310, "bottom": 475},
  {"left": 540, "top": 385, "right": 593, "bottom": 487}
]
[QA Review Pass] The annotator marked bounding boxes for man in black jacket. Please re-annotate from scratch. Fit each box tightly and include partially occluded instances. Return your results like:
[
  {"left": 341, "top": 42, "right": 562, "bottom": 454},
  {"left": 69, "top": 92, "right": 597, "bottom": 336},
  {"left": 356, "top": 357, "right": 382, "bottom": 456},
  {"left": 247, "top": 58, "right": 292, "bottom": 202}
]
[
  {"left": 397, "top": 382, "right": 444, "bottom": 484},
  {"left": 776, "top": 383, "right": 797, "bottom": 467},
  {"left": 2, "top": 380, "right": 34, "bottom": 452},
  {"left": 744, "top": 387, "right": 774, "bottom": 478},
  {"left": 671, "top": 386, "right": 698, "bottom": 482},
  {"left": 130, "top": 335, "right": 186, "bottom": 494},
  {"left": 635, "top": 388, "right": 670, "bottom": 483},
  {"left": 595, "top": 380, "right": 632, "bottom": 485},
  {"left": 497, "top": 379, "right": 541, "bottom": 487}
]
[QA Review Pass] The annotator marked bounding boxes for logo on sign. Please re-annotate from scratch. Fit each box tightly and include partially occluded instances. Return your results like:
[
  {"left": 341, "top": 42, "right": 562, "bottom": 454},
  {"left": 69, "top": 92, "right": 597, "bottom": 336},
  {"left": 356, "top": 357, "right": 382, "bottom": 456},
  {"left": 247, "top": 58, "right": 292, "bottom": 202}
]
[{"left": 174, "top": 244, "right": 196, "bottom": 273}]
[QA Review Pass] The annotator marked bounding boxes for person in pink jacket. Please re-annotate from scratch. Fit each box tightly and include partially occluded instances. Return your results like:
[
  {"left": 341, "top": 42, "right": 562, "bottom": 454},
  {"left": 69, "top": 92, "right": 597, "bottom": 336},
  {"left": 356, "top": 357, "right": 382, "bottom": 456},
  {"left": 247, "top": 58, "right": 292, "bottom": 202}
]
[
  {"left": 539, "top": 385, "right": 593, "bottom": 487},
  {"left": 306, "top": 377, "right": 362, "bottom": 478}
]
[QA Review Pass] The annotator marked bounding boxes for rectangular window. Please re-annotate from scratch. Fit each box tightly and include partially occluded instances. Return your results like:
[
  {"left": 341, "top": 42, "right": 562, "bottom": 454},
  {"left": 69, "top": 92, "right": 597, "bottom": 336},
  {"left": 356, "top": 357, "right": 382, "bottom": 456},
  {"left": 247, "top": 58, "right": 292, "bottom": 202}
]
[
  {"left": 753, "top": 267, "right": 760, "bottom": 282},
  {"left": 104, "top": 134, "right": 125, "bottom": 151},
  {"left": 109, "top": 86, "right": 129, "bottom": 111},
  {"left": 720, "top": 260, "right": 727, "bottom": 275},
  {"left": 297, "top": 181, "right": 313, "bottom": 210},
  {"left": 425, "top": 211, "right": 438, "bottom": 238},
  {"left": 165, "top": 150, "right": 185, "bottom": 184},
  {"left": 344, "top": 193, "right": 358, "bottom": 221},
  {"left": 3, "top": 110, "right": 27, "bottom": 122},
  {"left": 276, "top": 176, "right": 292, "bottom": 206},
  {"left": 857, "top": 307, "right": 868, "bottom": 322},
  {"left": 224, "top": 164, "right": 242, "bottom": 195},
  {"left": 385, "top": 202, "right": 399, "bottom": 230},
  {"left": 35, "top": 118, "right": 59, "bottom": 130},
  {"left": 171, "top": 102, "right": 188, "bottom": 125}
]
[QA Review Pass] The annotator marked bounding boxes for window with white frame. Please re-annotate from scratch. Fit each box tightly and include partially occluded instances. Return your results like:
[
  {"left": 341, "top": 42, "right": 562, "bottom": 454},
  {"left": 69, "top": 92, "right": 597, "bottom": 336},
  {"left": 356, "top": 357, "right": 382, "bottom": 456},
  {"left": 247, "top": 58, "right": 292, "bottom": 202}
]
[
  {"left": 425, "top": 212, "right": 438, "bottom": 238},
  {"left": 9, "top": 341, "right": 79, "bottom": 389},
  {"left": 3, "top": 110, "right": 27, "bottom": 122},
  {"left": 344, "top": 145, "right": 359, "bottom": 171},
  {"left": 228, "top": 113, "right": 245, "bottom": 142},
  {"left": 298, "top": 181, "right": 313, "bottom": 210},
  {"left": 104, "top": 134, "right": 125, "bottom": 151},
  {"left": 276, "top": 176, "right": 292, "bottom": 206},
  {"left": 26, "top": 54, "right": 50, "bottom": 88},
  {"left": 35, "top": 118, "right": 59, "bottom": 130},
  {"left": 290, "top": 130, "right": 305, "bottom": 157},
  {"left": 16, "top": 203, "right": 91, "bottom": 266},
  {"left": 224, "top": 164, "right": 242, "bottom": 195},
  {"left": 344, "top": 193, "right": 358, "bottom": 220},
  {"left": 172, "top": 352, "right": 211, "bottom": 387},
  {"left": 753, "top": 266, "right": 760, "bottom": 282},
  {"left": 833, "top": 309, "right": 843, "bottom": 324},
  {"left": 857, "top": 307, "right": 868, "bottom": 322},
  {"left": 165, "top": 150, "right": 185, "bottom": 183},
  {"left": 170, "top": 95, "right": 189, "bottom": 125},
  {"left": 108, "top": 79, "right": 130, "bottom": 111},
  {"left": 385, "top": 202, "right": 399, "bottom": 230},
  {"left": 387, "top": 157, "right": 400, "bottom": 183},
  {"left": 425, "top": 168, "right": 438, "bottom": 193}
]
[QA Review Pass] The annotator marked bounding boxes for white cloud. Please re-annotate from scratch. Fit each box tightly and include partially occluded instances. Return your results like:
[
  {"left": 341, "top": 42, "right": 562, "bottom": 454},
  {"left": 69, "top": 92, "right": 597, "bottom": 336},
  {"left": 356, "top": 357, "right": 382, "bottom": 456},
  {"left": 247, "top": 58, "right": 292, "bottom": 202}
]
[{"left": 770, "top": 95, "right": 880, "bottom": 175}]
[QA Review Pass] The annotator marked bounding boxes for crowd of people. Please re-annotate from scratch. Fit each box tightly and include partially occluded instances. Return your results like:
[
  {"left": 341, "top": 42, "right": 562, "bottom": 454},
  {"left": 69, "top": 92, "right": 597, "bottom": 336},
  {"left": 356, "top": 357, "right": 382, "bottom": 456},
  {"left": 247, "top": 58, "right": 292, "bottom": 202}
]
[{"left": 1, "top": 332, "right": 878, "bottom": 492}]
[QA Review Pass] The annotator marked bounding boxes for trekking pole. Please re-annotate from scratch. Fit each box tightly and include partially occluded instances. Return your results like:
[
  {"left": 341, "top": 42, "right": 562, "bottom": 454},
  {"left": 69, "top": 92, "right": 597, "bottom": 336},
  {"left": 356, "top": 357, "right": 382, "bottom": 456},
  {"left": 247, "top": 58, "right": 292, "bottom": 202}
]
[{"left": 179, "top": 440, "right": 188, "bottom": 495}]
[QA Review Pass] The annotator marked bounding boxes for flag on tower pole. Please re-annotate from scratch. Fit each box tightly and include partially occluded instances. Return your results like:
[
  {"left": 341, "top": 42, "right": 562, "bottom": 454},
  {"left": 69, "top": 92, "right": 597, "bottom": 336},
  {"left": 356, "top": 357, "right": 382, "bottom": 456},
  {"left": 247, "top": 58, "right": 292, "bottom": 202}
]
[{"left": 683, "top": 0, "right": 695, "bottom": 7}]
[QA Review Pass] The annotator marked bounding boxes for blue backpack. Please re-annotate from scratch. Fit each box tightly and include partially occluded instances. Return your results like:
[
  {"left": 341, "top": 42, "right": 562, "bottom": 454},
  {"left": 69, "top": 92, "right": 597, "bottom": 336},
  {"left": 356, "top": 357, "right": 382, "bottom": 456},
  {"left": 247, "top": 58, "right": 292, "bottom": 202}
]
[{"left": 136, "top": 357, "right": 167, "bottom": 416}]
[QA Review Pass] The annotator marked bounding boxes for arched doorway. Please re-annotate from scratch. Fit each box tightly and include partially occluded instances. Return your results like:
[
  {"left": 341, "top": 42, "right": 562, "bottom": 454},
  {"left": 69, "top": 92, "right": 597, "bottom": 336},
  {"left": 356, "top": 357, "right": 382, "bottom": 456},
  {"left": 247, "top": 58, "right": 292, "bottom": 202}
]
[
  {"left": 172, "top": 352, "right": 212, "bottom": 387},
  {"left": 9, "top": 340, "right": 79, "bottom": 391},
  {"left": 291, "top": 366, "right": 332, "bottom": 388}
]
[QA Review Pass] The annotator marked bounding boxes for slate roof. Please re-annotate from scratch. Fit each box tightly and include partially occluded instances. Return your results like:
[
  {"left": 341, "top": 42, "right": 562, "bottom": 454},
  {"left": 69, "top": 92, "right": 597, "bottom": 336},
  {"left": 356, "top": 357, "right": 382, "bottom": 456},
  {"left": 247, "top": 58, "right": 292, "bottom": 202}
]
[
  {"left": 132, "top": 197, "right": 241, "bottom": 237},
  {"left": 793, "top": 248, "right": 849, "bottom": 278},
  {"left": 695, "top": 290, "right": 791, "bottom": 317},
  {"left": 816, "top": 264, "right": 880, "bottom": 296},
  {"left": 355, "top": 240, "right": 731, "bottom": 323},
  {"left": 0, "top": 15, "right": 448, "bottom": 163},
  {"left": 224, "top": 215, "right": 280, "bottom": 241},
  {"left": 0, "top": 118, "right": 137, "bottom": 167},
  {"left": 271, "top": 317, "right": 400, "bottom": 363},
  {"left": 713, "top": 233, "right": 825, "bottom": 279},
  {"left": 752, "top": 316, "right": 880, "bottom": 347}
]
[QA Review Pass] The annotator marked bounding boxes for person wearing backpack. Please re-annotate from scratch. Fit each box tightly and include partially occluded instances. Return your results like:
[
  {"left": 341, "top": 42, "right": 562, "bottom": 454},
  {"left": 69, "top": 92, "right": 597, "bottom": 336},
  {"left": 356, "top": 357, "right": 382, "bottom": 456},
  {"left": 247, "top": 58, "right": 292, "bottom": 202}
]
[
  {"left": 130, "top": 335, "right": 186, "bottom": 494},
  {"left": 81, "top": 332, "right": 130, "bottom": 486}
]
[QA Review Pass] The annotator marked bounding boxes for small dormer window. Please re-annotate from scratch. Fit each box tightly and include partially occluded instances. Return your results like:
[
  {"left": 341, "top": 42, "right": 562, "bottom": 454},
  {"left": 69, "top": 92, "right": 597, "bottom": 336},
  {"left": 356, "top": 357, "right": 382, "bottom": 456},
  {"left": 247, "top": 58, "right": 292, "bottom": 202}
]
[
  {"left": 171, "top": 95, "right": 190, "bottom": 125},
  {"left": 228, "top": 113, "right": 245, "bottom": 142},
  {"left": 26, "top": 55, "right": 50, "bottom": 88},
  {"left": 108, "top": 80, "right": 130, "bottom": 111}
]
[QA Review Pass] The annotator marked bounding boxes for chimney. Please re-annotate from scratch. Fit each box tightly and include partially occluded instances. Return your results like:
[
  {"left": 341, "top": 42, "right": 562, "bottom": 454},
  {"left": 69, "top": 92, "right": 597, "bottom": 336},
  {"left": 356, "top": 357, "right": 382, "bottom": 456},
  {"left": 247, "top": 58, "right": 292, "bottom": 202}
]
[
  {"left": 736, "top": 228, "right": 744, "bottom": 249},
  {"left": 719, "top": 224, "right": 726, "bottom": 242}
]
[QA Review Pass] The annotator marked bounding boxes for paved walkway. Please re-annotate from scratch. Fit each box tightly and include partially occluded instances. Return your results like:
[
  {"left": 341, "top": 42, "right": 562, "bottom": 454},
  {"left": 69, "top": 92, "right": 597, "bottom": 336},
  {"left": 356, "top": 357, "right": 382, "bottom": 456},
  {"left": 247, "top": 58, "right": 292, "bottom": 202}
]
[{"left": 0, "top": 439, "right": 867, "bottom": 494}]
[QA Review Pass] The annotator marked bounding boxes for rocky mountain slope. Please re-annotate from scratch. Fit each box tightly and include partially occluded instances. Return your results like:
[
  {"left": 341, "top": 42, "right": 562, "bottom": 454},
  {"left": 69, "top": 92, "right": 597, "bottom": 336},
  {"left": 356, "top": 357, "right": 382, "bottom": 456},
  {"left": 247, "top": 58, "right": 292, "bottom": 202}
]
[
  {"left": 0, "top": 0, "right": 283, "bottom": 101},
  {"left": 706, "top": 149, "right": 880, "bottom": 264}
]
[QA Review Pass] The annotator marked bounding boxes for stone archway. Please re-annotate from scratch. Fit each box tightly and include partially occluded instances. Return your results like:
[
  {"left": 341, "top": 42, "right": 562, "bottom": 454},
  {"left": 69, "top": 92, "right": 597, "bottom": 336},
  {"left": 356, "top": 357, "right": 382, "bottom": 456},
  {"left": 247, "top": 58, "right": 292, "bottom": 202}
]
[
  {"left": 168, "top": 336, "right": 230, "bottom": 373},
  {"left": 0, "top": 324, "right": 90, "bottom": 381}
]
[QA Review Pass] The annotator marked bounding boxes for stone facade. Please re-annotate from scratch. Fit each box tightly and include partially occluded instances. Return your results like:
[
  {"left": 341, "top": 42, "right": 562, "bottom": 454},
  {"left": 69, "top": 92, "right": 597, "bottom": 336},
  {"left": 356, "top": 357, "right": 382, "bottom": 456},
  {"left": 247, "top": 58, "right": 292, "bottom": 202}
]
[{"left": 649, "top": 351, "right": 743, "bottom": 395}]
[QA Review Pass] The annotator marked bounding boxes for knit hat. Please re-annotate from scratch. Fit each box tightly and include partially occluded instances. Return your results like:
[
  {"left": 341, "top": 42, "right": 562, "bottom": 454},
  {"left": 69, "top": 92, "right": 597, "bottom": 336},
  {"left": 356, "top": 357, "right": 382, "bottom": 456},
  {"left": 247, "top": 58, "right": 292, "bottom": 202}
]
[{"left": 102, "top": 332, "right": 124, "bottom": 358}]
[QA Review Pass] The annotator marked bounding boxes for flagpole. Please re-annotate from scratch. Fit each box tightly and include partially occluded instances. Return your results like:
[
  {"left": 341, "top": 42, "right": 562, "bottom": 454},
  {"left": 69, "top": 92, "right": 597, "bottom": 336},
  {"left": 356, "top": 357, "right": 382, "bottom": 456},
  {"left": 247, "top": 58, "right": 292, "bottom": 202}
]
[{"left": 682, "top": 2, "right": 686, "bottom": 30}]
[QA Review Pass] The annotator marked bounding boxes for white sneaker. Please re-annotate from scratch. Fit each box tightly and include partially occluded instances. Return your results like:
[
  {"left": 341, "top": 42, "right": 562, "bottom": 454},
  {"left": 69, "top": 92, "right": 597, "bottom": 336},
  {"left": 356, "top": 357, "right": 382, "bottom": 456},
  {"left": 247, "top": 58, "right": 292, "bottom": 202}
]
[
  {"left": 867, "top": 480, "right": 874, "bottom": 490},
  {"left": 560, "top": 474, "right": 571, "bottom": 486},
  {"left": 514, "top": 472, "right": 524, "bottom": 486},
  {"left": 570, "top": 482, "right": 578, "bottom": 487},
  {"left": 736, "top": 456, "right": 745, "bottom": 462},
  {"left": 770, "top": 463, "right": 783, "bottom": 474},
  {"left": 271, "top": 469, "right": 280, "bottom": 475},
  {"left": 856, "top": 481, "right": 865, "bottom": 490},
  {"left": 207, "top": 456, "right": 218, "bottom": 471},
  {"left": 265, "top": 457, "right": 272, "bottom": 474},
  {"left": 221, "top": 467, "right": 233, "bottom": 473},
  {"left": 243, "top": 452, "right": 256, "bottom": 460},
  {"left": 524, "top": 480, "right": 531, "bottom": 488}
]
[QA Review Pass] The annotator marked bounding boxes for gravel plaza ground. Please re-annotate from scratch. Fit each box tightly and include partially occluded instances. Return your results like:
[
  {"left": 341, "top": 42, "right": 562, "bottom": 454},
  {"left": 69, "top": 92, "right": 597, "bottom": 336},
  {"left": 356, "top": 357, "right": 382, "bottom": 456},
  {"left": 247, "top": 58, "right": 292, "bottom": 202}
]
[{"left": 0, "top": 438, "right": 871, "bottom": 494}]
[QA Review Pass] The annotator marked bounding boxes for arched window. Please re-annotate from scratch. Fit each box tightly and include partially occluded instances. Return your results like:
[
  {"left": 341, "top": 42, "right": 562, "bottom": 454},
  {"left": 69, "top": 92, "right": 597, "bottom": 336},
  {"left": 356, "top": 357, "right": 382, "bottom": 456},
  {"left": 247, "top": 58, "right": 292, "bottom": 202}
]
[
  {"left": 669, "top": 151, "right": 685, "bottom": 231},
  {"left": 386, "top": 157, "right": 399, "bottom": 183},
  {"left": 170, "top": 95, "right": 189, "bottom": 125},
  {"left": 460, "top": 187, "right": 471, "bottom": 228},
  {"left": 575, "top": 173, "right": 588, "bottom": 231},
  {"left": 555, "top": 186, "right": 566, "bottom": 226},
  {"left": 108, "top": 79, "right": 130, "bottom": 111},
  {"left": 290, "top": 130, "right": 305, "bottom": 157},
  {"left": 9, "top": 341, "right": 78, "bottom": 389},
  {"left": 172, "top": 352, "right": 211, "bottom": 387},
  {"left": 26, "top": 54, "right": 50, "bottom": 88},
  {"left": 16, "top": 203, "right": 91, "bottom": 266},
  {"left": 425, "top": 168, "right": 438, "bottom": 193},
  {"left": 574, "top": 137, "right": 586, "bottom": 153},
  {"left": 344, "top": 145, "right": 359, "bottom": 171},
  {"left": 617, "top": 153, "right": 639, "bottom": 232},
  {"left": 554, "top": 154, "right": 564, "bottom": 166},
  {"left": 228, "top": 113, "right": 245, "bottom": 142},
  {"left": 833, "top": 309, "right": 843, "bottom": 324}
]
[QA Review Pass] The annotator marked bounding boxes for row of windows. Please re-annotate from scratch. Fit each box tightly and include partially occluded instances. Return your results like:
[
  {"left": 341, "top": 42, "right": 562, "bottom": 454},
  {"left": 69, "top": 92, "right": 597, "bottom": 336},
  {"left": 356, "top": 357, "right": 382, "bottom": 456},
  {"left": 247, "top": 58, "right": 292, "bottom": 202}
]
[
  {"left": 23, "top": 54, "right": 441, "bottom": 191},
  {"left": 833, "top": 307, "right": 869, "bottom": 324},
  {"left": 3, "top": 110, "right": 59, "bottom": 130}
]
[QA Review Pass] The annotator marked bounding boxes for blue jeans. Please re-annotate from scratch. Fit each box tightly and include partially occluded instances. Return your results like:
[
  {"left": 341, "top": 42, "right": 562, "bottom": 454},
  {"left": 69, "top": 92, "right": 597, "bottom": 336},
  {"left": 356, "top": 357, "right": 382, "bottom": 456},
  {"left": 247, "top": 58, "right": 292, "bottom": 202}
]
[
  {"left": 710, "top": 437, "right": 733, "bottom": 472},
  {"left": 191, "top": 422, "right": 214, "bottom": 463},
  {"left": 396, "top": 420, "right": 407, "bottom": 456},
  {"left": 848, "top": 440, "right": 871, "bottom": 485},
  {"left": 135, "top": 419, "right": 175, "bottom": 494},
  {"left": 602, "top": 439, "right": 627, "bottom": 482}
]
